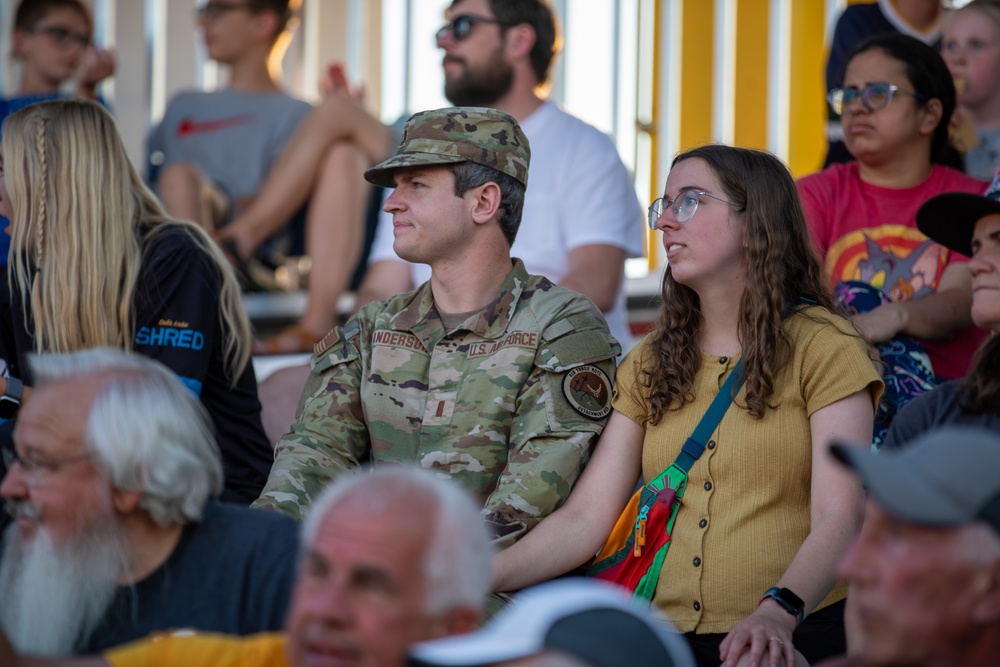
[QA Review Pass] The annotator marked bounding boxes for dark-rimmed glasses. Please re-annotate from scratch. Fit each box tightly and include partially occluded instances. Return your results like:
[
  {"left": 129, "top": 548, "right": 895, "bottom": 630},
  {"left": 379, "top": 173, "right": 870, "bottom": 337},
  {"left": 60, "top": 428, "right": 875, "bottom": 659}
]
[
  {"left": 436, "top": 14, "right": 513, "bottom": 42},
  {"left": 827, "top": 82, "right": 926, "bottom": 116},
  {"left": 29, "top": 26, "right": 91, "bottom": 49},
  {"left": 1, "top": 444, "right": 94, "bottom": 485},
  {"left": 647, "top": 190, "right": 738, "bottom": 229}
]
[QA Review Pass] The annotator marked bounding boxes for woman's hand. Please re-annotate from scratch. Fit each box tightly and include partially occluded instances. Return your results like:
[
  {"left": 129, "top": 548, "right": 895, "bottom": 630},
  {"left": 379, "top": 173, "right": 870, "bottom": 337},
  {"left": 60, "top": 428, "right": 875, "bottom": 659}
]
[
  {"left": 719, "top": 602, "right": 798, "bottom": 667},
  {"left": 850, "top": 302, "right": 904, "bottom": 343}
]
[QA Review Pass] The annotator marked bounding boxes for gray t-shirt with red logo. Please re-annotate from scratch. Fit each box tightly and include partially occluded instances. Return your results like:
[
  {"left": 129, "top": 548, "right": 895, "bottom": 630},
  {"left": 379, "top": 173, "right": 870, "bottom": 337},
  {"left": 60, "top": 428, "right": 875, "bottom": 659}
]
[{"left": 147, "top": 89, "right": 311, "bottom": 218}]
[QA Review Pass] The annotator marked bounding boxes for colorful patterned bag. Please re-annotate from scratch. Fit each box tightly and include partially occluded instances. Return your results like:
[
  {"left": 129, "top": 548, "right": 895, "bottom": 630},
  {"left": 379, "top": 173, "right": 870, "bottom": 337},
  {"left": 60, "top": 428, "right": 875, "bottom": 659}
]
[{"left": 587, "top": 360, "right": 745, "bottom": 601}]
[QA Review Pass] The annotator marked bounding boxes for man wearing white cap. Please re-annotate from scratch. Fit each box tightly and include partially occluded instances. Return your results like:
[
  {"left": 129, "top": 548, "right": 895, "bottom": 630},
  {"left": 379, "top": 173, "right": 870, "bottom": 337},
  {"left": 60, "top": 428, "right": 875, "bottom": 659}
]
[
  {"left": 819, "top": 426, "right": 1000, "bottom": 667},
  {"left": 408, "top": 579, "right": 696, "bottom": 667}
]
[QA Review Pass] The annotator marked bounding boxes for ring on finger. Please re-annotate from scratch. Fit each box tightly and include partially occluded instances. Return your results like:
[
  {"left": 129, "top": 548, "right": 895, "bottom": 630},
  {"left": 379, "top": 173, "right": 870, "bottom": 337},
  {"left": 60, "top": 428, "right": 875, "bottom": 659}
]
[{"left": 768, "top": 636, "right": 784, "bottom": 646}]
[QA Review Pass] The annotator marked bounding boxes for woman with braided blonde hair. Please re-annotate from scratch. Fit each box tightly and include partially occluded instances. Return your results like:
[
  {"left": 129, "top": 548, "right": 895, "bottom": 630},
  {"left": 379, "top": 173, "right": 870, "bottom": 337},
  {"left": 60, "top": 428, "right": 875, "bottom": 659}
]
[{"left": 0, "top": 99, "right": 273, "bottom": 504}]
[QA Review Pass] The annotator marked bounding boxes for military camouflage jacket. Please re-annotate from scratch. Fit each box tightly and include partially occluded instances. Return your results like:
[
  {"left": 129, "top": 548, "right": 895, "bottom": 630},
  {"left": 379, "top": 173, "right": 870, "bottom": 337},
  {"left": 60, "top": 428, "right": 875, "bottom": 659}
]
[{"left": 255, "top": 260, "right": 619, "bottom": 549}]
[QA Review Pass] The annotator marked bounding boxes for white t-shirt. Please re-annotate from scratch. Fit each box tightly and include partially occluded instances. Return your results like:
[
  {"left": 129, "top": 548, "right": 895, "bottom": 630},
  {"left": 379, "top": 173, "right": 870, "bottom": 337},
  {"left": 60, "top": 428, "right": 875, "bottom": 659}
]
[{"left": 369, "top": 101, "right": 645, "bottom": 351}]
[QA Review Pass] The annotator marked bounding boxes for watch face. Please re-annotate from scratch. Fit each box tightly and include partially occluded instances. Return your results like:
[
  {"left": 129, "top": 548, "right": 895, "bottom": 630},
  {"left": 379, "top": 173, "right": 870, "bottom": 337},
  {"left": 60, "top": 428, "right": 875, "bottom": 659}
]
[
  {"left": 778, "top": 588, "right": 805, "bottom": 612},
  {"left": 0, "top": 396, "right": 20, "bottom": 420}
]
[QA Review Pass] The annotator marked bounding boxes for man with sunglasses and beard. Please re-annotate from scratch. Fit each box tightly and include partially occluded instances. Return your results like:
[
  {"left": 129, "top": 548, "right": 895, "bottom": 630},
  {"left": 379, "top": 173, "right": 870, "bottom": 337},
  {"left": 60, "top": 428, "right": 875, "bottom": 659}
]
[
  {"left": 0, "top": 349, "right": 298, "bottom": 656},
  {"left": 357, "top": 0, "right": 644, "bottom": 354}
]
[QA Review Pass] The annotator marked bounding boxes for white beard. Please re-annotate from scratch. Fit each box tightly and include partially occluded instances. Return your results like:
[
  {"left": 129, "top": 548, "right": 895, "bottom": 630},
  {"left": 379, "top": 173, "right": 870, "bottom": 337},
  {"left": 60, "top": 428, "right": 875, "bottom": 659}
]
[{"left": 0, "top": 502, "right": 128, "bottom": 656}]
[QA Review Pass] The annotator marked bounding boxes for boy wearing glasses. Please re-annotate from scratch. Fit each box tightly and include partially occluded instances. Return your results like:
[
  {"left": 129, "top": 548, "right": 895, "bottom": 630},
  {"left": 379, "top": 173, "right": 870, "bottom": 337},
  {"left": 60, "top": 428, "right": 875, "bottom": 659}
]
[
  {"left": 4, "top": 0, "right": 113, "bottom": 113},
  {"left": 149, "top": 0, "right": 380, "bottom": 356},
  {"left": 1, "top": 0, "right": 115, "bottom": 267},
  {"left": 148, "top": 0, "right": 311, "bottom": 238}
]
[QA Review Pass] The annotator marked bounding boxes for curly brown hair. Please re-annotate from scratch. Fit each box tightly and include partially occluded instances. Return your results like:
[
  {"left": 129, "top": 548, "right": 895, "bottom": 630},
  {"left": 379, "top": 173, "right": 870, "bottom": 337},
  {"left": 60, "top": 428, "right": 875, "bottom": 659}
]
[{"left": 642, "top": 144, "right": 840, "bottom": 423}]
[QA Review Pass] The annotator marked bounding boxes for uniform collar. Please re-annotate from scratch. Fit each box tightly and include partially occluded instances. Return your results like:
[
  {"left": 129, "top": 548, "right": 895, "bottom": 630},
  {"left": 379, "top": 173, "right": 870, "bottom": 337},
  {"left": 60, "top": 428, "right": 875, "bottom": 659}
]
[{"left": 391, "top": 259, "right": 531, "bottom": 346}]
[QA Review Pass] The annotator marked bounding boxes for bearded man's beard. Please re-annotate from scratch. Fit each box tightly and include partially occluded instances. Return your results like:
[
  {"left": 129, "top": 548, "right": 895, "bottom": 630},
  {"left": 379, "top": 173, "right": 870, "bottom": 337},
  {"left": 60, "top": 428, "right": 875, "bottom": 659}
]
[
  {"left": 443, "top": 50, "right": 514, "bottom": 107},
  {"left": 0, "top": 498, "right": 129, "bottom": 656}
]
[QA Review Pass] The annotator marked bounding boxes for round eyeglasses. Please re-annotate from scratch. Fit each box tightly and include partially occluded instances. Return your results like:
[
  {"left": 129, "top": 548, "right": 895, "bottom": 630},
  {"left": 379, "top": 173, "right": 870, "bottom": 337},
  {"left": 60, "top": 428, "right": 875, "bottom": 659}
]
[
  {"left": 647, "top": 190, "right": 738, "bottom": 229},
  {"left": 436, "top": 14, "right": 513, "bottom": 42},
  {"left": 827, "top": 82, "right": 926, "bottom": 116},
  {"left": 1, "top": 444, "right": 94, "bottom": 485},
  {"left": 29, "top": 25, "right": 91, "bottom": 49}
]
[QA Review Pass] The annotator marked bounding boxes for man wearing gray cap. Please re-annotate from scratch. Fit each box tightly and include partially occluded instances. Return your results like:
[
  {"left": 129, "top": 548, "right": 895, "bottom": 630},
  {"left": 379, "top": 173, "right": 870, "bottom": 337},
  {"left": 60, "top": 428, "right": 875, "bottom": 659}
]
[
  {"left": 819, "top": 426, "right": 1000, "bottom": 667},
  {"left": 255, "top": 107, "right": 619, "bottom": 558}
]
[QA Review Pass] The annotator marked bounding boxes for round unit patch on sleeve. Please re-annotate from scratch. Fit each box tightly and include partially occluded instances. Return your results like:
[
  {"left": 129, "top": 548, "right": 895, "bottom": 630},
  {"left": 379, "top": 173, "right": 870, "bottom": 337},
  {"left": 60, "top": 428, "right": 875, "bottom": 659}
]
[{"left": 562, "top": 365, "right": 613, "bottom": 420}]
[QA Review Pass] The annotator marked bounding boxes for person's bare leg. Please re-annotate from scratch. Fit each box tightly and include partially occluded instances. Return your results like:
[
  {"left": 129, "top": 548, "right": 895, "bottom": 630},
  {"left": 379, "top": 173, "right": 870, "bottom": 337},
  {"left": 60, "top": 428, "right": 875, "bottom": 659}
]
[
  {"left": 353, "top": 260, "right": 416, "bottom": 312},
  {"left": 298, "top": 141, "right": 369, "bottom": 337},
  {"left": 156, "top": 163, "right": 228, "bottom": 231},
  {"left": 253, "top": 141, "right": 370, "bottom": 353},
  {"left": 259, "top": 363, "right": 312, "bottom": 444},
  {"left": 220, "top": 94, "right": 391, "bottom": 260},
  {"left": 157, "top": 163, "right": 208, "bottom": 226}
]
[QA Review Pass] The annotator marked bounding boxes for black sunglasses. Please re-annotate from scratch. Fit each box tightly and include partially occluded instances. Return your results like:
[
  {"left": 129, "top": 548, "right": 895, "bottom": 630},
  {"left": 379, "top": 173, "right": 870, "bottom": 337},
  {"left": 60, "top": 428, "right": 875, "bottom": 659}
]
[{"left": 436, "top": 14, "right": 513, "bottom": 42}]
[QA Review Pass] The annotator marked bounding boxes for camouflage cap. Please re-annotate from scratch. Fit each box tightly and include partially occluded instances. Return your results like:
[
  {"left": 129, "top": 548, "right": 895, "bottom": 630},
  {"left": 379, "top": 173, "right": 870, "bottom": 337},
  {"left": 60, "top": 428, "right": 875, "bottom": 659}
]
[{"left": 364, "top": 106, "right": 530, "bottom": 188}]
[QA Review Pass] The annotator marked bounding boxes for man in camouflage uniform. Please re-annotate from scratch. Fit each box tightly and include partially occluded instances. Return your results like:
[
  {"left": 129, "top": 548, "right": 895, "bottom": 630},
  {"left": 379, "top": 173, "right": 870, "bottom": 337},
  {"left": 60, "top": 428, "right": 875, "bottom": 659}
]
[{"left": 254, "top": 106, "right": 619, "bottom": 551}]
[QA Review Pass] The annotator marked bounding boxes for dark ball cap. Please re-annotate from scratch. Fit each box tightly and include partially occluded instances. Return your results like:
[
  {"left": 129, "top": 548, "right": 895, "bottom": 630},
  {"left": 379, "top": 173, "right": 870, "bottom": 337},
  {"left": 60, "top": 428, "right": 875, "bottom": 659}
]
[{"left": 916, "top": 173, "right": 996, "bottom": 257}]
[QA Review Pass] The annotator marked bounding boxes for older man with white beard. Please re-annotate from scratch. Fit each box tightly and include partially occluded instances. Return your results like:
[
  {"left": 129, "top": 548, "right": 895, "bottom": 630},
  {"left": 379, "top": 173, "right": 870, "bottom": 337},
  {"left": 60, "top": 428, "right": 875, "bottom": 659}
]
[
  {"left": 0, "top": 348, "right": 299, "bottom": 656},
  {"left": 1, "top": 466, "right": 495, "bottom": 667}
]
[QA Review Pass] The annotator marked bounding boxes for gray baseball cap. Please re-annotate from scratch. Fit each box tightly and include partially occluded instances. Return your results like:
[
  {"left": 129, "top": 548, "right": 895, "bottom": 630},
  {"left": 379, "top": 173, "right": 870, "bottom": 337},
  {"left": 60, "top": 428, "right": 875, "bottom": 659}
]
[
  {"left": 364, "top": 106, "right": 530, "bottom": 189},
  {"left": 832, "top": 426, "right": 1000, "bottom": 534}
]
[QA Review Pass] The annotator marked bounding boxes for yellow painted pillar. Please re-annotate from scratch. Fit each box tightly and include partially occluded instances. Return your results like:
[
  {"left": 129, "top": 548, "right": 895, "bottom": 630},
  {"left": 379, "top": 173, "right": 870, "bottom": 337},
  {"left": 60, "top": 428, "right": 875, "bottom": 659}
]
[
  {"left": 733, "top": 0, "right": 770, "bottom": 150},
  {"left": 788, "top": 0, "right": 828, "bottom": 177},
  {"left": 678, "top": 0, "right": 715, "bottom": 151}
]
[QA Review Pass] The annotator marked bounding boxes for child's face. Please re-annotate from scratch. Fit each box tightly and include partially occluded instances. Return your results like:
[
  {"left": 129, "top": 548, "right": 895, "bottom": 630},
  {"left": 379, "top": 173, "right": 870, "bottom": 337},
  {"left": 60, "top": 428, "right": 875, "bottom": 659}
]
[
  {"left": 197, "top": 4, "right": 270, "bottom": 65},
  {"left": 14, "top": 7, "right": 91, "bottom": 89},
  {"left": 942, "top": 8, "right": 1000, "bottom": 112},
  {"left": 841, "top": 49, "right": 937, "bottom": 165}
]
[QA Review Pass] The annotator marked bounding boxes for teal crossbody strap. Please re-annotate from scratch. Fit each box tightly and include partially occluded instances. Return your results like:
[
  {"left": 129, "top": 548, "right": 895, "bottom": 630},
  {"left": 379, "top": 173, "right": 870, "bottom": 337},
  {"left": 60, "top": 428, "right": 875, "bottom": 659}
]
[{"left": 673, "top": 358, "right": 745, "bottom": 474}]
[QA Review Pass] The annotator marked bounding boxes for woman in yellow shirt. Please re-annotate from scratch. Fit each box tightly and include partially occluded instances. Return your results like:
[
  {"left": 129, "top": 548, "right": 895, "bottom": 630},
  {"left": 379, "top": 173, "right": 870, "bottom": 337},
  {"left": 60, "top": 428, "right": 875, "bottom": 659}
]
[{"left": 493, "top": 145, "right": 883, "bottom": 667}]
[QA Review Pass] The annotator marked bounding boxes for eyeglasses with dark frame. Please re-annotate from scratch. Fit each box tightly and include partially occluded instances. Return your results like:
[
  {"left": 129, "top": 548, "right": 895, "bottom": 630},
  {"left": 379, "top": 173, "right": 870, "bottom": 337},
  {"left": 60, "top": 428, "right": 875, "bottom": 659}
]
[
  {"left": 1, "top": 443, "right": 94, "bottom": 485},
  {"left": 647, "top": 189, "right": 739, "bottom": 230},
  {"left": 436, "top": 14, "right": 514, "bottom": 42},
  {"left": 826, "top": 82, "right": 927, "bottom": 116},
  {"left": 29, "top": 25, "right": 91, "bottom": 49},
  {"left": 195, "top": 1, "right": 261, "bottom": 21}
]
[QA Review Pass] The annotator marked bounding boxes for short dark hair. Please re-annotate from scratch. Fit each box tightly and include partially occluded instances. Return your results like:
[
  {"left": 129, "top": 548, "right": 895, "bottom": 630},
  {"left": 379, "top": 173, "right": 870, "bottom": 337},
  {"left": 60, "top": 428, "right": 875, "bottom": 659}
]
[
  {"left": 448, "top": 0, "right": 559, "bottom": 85},
  {"left": 451, "top": 162, "right": 525, "bottom": 246},
  {"left": 249, "top": 0, "right": 299, "bottom": 40},
  {"left": 14, "top": 0, "right": 92, "bottom": 34},
  {"left": 847, "top": 33, "right": 956, "bottom": 166}
]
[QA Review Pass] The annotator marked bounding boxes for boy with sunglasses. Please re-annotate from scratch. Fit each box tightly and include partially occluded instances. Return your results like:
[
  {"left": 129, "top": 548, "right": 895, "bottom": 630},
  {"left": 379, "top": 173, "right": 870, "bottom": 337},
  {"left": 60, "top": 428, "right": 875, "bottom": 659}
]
[{"left": 1, "top": 0, "right": 115, "bottom": 267}]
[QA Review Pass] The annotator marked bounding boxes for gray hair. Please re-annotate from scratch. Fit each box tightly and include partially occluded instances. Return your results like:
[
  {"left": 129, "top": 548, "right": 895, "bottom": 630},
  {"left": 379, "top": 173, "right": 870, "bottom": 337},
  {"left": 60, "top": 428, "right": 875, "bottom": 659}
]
[
  {"left": 302, "top": 467, "right": 494, "bottom": 615},
  {"left": 451, "top": 161, "right": 525, "bottom": 247},
  {"left": 28, "top": 348, "right": 223, "bottom": 526}
]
